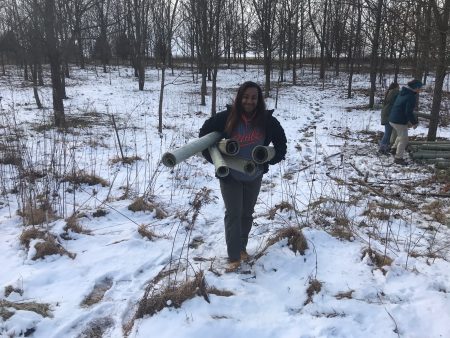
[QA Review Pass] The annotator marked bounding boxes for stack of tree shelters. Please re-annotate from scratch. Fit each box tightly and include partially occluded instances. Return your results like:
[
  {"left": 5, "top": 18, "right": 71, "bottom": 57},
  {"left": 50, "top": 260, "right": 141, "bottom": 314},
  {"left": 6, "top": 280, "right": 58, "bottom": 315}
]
[{"left": 409, "top": 140, "right": 450, "bottom": 168}]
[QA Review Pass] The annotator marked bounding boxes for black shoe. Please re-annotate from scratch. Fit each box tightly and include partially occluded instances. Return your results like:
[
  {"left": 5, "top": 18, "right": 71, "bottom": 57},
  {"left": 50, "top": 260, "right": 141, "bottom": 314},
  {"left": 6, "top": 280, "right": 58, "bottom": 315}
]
[
  {"left": 378, "top": 149, "right": 389, "bottom": 156},
  {"left": 394, "top": 158, "right": 408, "bottom": 166}
]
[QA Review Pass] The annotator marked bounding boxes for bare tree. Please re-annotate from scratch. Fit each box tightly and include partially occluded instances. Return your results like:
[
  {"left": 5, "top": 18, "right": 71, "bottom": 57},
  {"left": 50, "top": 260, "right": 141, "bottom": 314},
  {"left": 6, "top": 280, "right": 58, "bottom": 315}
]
[
  {"left": 308, "top": 0, "right": 330, "bottom": 80},
  {"left": 347, "top": 0, "right": 362, "bottom": 98},
  {"left": 368, "top": 0, "right": 384, "bottom": 108},
  {"left": 252, "top": 0, "right": 278, "bottom": 97},
  {"left": 126, "top": 0, "right": 150, "bottom": 90},
  {"left": 43, "top": 0, "right": 65, "bottom": 127},
  {"left": 427, "top": 0, "right": 450, "bottom": 141},
  {"left": 151, "top": 0, "right": 179, "bottom": 134}
]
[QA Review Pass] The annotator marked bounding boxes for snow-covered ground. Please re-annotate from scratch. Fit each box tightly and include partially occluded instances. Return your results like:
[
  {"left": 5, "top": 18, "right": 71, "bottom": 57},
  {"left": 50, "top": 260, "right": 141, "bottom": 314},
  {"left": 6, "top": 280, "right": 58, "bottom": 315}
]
[{"left": 1, "top": 65, "right": 450, "bottom": 338}]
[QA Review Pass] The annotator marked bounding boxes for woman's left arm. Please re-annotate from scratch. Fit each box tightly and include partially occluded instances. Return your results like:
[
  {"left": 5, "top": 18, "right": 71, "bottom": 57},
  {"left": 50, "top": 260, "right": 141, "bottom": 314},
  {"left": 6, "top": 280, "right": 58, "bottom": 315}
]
[{"left": 268, "top": 117, "right": 287, "bottom": 165}]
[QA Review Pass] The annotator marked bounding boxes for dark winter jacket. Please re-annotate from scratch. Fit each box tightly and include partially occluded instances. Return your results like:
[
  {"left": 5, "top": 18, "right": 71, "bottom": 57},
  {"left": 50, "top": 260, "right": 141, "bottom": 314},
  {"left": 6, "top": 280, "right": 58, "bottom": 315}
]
[
  {"left": 199, "top": 107, "right": 287, "bottom": 174},
  {"left": 381, "top": 87, "right": 399, "bottom": 125},
  {"left": 389, "top": 86, "right": 419, "bottom": 125}
]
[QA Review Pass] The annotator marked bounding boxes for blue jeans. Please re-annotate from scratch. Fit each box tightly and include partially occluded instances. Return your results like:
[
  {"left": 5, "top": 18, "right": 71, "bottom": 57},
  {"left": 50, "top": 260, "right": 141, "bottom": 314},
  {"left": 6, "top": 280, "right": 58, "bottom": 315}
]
[{"left": 379, "top": 124, "right": 393, "bottom": 151}]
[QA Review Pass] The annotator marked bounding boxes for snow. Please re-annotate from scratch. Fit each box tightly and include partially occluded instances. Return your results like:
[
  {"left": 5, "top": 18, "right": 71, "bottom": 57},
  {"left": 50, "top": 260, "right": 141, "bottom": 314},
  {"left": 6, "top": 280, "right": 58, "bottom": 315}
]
[{"left": 1, "top": 65, "right": 450, "bottom": 338}]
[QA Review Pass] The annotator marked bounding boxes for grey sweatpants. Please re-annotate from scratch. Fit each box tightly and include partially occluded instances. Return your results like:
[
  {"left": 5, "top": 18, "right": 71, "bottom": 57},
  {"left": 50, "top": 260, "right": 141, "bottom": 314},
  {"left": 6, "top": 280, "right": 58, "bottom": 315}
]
[
  {"left": 219, "top": 175, "right": 262, "bottom": 261},
  {"left": 389, "top": 122, "right": 409, "bottom": 159}
]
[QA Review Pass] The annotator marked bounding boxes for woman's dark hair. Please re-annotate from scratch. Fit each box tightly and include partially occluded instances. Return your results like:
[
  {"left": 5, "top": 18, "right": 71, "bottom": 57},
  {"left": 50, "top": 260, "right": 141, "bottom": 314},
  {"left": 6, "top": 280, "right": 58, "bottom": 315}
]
[
  {"left": 385, "top": 82, "right": 399, "bottom": 101},
  {"left": 225, "top": 81, "right": 266, "bottom": 135}
]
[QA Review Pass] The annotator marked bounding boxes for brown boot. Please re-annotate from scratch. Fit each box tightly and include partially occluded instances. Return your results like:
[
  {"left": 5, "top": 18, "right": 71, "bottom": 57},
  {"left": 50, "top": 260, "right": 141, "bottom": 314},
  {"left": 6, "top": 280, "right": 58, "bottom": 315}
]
[
  {"left": 225, "top": 260, "right": 241, "bottom": 273},
  {"left": 240, "top": 250, "right": 250, "bottom": 261}
]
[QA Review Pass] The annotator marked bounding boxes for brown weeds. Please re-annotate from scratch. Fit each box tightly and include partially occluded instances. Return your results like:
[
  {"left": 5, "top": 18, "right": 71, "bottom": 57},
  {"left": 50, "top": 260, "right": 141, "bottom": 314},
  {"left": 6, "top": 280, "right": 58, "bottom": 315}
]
[
  {"left": 304, "top": 278, "right": 322, "bottom": 305},
  {"left": 135, "top": 271, "right": 210, "bottom": 319},
  {"left": 81, "top": 277, "right": 114, "bottom": 307},
  {"left": 18, "top": 202, "right": 55, "bottom": 226},
  {"left": 62, "top": 171, "right": 109, "bottom": 187},
  {"left": 362, "top": 247, "right": 393, "bottom": 273},
  {"left": 33, "top": 237, "right": 76, "bottom": 260},
  {"left": 0, "top": 300, "right": 52, "bottom": 318},
  {"left": 64, "top": 215, "right": 91, "bottom": 235},
  {"left": 268, "top": 201, "right": 294, "bottom": 220},
  {"left": 128, "top": 197, "right": 154, "bottom": 212},
  {"left": 137, "top": 225, "right": 158, "bottom": 241},
  {"left": 253, "top": 226, "right": 308, "bottom": 260}
]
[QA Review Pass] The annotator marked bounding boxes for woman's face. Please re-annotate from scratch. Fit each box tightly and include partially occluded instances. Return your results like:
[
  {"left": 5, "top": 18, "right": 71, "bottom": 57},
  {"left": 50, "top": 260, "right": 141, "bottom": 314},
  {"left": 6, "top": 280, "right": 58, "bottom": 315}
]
[{"left": 241, "top": 87, "right": 258, "bottom": 114}]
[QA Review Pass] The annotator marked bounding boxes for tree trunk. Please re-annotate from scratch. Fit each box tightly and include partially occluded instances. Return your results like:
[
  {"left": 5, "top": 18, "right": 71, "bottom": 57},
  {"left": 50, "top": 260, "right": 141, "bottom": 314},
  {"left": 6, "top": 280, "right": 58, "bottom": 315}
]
[
  {"left": 427, "top": 0, "right": 449, "bottom": 141},
  {"left": 369, "top": 0, "right": 384, "bottom": 108},
  {"left": 211, "top": 67, "right": 218, "bottom": 116},
  {"left": 44, "top": 0, "right": 65, "bottom": 128},
  {"left": 158, "top": 66, "right": 165, "bottom": 134},
  {"left": 32, "top": 63, "right": 42, "bottom": 109}
]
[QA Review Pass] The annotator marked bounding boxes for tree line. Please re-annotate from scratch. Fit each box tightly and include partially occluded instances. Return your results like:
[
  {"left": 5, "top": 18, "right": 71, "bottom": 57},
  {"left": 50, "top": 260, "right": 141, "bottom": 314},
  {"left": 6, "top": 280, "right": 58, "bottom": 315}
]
[{"left": 0, "top": 0, "right": 448, "bottom": 140}]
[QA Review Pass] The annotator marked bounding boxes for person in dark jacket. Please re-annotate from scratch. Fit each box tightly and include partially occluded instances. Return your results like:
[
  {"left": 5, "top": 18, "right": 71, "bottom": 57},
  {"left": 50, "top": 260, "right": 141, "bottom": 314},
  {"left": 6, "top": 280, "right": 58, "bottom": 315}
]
[
  {"left": 389, "top": 79, "right": 423, "bottom": 165},
  {"left": 199, "top": 81, "right": 287, "bottom": 272},
  {"left": 378, "top": 82, "right": 399, "bottom": 154}
]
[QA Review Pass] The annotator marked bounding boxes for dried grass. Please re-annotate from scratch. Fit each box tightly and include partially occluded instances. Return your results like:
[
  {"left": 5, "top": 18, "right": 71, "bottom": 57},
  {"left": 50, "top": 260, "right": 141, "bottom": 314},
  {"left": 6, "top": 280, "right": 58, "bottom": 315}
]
[
  {"left": 62, "top": 171, "right": 109, "bottom": 187},
  {"left": 110, "top": 155, "right": 142, "bottom": 165},
  {"left": 4, "top": 285, "right": 23, "bottom": 297},
  {"left": 81, "top": 277, "right": 113, "bottom": 307},
  {"left": 18, "top": 202, "right": 55, "bottom": 226},
  {"left": 135, "top": 271, "right": 210, "bottom": 319},
  {"left": 362, "top": 247, "right": 393, "bottom": 273},
  {"left": 76, "top": 316, "right": 114, "bottom": 338},
  {"left": 19, "top": 227, "right": 47, "bottom": 249},
  {"left": 304, "top": 278, "right": 322, "bottom": 305},
  {"left": 0, "top": 299, "right": 52, "bottom": 318},
  {"left": 329, "top": 226, "right": 354, "bottom": 241},
  {"left": 268, "top": 226, "right": 308, "bottom": 254},
  {"left": 128, "top": 197, "right": 154, "bottom": 212},
  {"left": 422, "top": 200, "right": 447, "bottom": 224},
  {"left": 64, "top": 215, "right": 91, "bottom": 235},
  {"left": 21, "top": 229, "right": 76, "bottom": 260},
  {"left": 335, "top": 290, "right": 354, "bottom": 300},
  {"left": 137, "top": 225, "right": 158, "bottom": 241},
  {"left": 253, "top": 226, "right": 308, "bottom": 260},
  {"left": 268, "top": 201, "right": 294, "bottom": 220},
  {"left": 33, "top": 237, "right": 76, "bottom": 260}
]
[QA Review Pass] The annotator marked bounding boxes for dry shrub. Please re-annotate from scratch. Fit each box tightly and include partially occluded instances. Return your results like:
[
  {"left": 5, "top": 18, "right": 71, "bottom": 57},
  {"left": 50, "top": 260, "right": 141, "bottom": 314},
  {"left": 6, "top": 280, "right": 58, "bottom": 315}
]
[
  {"left": 0, "top": 152, "right": 22, "bottom": 166},
  {"left": 253, "top": 226, "right": 308, "bottom": 260},
  {"left": 65, "top": 111, "right": 107, "bottom": 129},
  {"left": 92, "top": 209, "right": 107, "bottom": 217},
  {"left": 0, "top": 299, "right": 51, "bottom": 318},
  {"left": 362, "top": 247, "right": 393, "bottom": 273},
  {"left": 62, "top": 171, "right": 109, "bottom": 187},
  {"left": 135, "top": 271, "right": 210, "bottom": 319},
  {"left": 20, "top": 227, "right": 47, "bottom": 248},
  {"left": 32, "top": 236, "right": 76, "bottom": 260},
  {"left": 64, "top": 215, "right": 91, "bottom": 235},
  {"left": 18, "top": 202, "right": 55, "bottom": 226},
  {"left": 329, "top": 226, "right": 354, "bottom": 241},
  {"left": 137, "top": 225, "right": 158, "bottom": 241},
  {"left": 268, "top": 201, "right": 294, "bottom": 220},
  {"left": 207, "top": 287, "right": 234, "bottom": 297},
  {"left": 304, "top": 278, "right": 322, "bottom": 305},
  {"left": 81, "top": 277, "right": 113, "bottom": 307},
  {"left": 19, "top": 169, "right": 47, "bottom": 183},
  {"left": 154, "top": 207, "right": 168, "bottom": 219},
  {"left": 77, "top": 316, "right": 114, "bottom": 338},
  {"left": 128, "top": 197, "right": 154, "bottom": 212},
  {"left": 422, "top": 200, "right": 446, "bottom": 224},
  {"left": 4, "top": 285, "right": 24, "bottom": 297},
  {"left": 110, "top": 155, "right": 142, "bottom": 165},
  {"left": 335, "top": 290, "right": 354, "bottom": 300},
  {"left": 267, "top": 226, "right": 308, "bottom": 255},
  {"left": 0, "top": 306, "right": 14, "bottom": 320}
]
